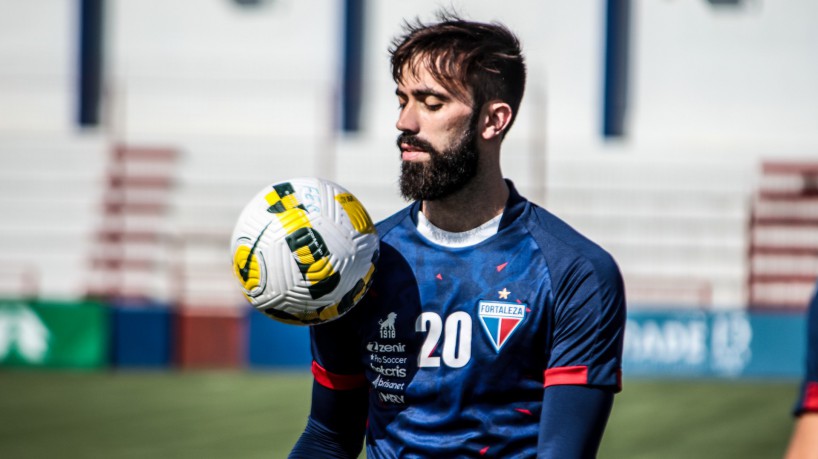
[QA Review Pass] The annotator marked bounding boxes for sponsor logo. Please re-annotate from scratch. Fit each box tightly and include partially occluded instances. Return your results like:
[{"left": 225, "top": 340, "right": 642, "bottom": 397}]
[
  {"left": 378, "top": 312, "right": 397, "bottom": 339},
  {"left": 377, "top": 391, "right": 405, "bottom": 404},
  {"left": 370, "top": 354, "right": 407, "bottom": 364},
  {"left": 624, "top": 317, "right": 707, "bottom": 366},
  {"left": 623, "top": 312, "right": 752, "bottom": 376},
  {"left": 366, "top": 341, "right": 406, "bottom": 353},
  {"left": 478, "top": 300, "right": 526, "bottom": 352},
  {"left": 0, "top": 304, "right": 50, "bottom": 363},
  {"left": 237, "top": 221, "right": 272, "bottom": 284},
  {"left": 372, "top": 375, "right": 405, "bottom": 391},
  {"left": 710, "top": 312, "right": 752, "bottom": 376},
  {"left": 370, "top": 363, "right": 407, "bottom": 378}
]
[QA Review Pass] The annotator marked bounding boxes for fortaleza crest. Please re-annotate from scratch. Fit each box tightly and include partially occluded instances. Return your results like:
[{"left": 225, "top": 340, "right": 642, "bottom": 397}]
[{"left": 478, "top": 300, "right": 526, "bottom": 352}]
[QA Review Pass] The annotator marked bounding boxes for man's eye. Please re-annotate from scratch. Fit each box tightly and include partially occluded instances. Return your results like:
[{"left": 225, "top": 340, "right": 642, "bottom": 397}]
[{"left": 425, "top": 103, "right": 442, "bottom": 111}]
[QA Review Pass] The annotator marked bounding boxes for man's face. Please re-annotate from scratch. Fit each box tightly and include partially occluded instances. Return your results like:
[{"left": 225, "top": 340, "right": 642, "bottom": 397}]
[{"left": 395, "top": 64, "right": 480, "bottom": 201}]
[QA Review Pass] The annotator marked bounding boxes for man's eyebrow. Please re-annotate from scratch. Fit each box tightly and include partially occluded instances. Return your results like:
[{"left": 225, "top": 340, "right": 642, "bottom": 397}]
[
  {"left": 413, "top": 88, "right": 450, "bottom": 100},
  {"left": 394, "top": 87, "right": 450, "bottom": 100}
]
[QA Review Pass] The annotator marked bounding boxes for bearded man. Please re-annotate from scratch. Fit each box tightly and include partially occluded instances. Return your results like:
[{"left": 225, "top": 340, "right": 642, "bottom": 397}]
[{"left": 290, "top": 12, "right": 626, "bottom": 459}]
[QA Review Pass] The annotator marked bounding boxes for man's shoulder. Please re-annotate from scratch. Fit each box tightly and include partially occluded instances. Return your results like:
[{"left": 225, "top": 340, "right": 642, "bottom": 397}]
[{"left": 524, "top": 204, "right": 620, "bottom": 279}]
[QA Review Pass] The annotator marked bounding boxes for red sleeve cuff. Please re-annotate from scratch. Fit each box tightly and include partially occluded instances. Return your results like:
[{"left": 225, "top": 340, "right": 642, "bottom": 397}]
[
  {"left": 804, "top": 382, "right": 818, "bottom": 411},
  {"left": 312, "top": 361, "right": 368, "bottom": 390},
  {"left": 543, "top": 365, "right": 589, "bottom": 388}
]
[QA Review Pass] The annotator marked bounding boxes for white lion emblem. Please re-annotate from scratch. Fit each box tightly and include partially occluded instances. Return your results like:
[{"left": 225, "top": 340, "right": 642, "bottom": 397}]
[{"left": 378, "top": 312, "right": 397, "bottom": 338}]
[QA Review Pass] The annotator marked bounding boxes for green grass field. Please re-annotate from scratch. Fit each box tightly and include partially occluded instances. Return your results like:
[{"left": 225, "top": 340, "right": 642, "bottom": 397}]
[{"left": 0, "top": 370, "right": 799, "bottom": 458}]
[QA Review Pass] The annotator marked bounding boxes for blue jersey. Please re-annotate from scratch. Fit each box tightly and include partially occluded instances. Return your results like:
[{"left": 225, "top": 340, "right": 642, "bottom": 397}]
[
  {"left": 794, "top": 282, "right": 818, "bottom": 415},
  {"left": 310, "top": 181, "right": 625, "bottom": 458}
]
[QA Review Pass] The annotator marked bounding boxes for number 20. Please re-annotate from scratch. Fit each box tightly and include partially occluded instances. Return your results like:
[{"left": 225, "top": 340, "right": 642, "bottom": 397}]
[{"left": 416, "top": 312, "right": 472, "bottom": 368}]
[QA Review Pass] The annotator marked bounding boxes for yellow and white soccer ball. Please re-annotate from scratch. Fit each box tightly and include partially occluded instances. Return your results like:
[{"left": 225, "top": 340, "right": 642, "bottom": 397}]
[{"left": 230, "top": 178, "right": 379, "bottom": 325}]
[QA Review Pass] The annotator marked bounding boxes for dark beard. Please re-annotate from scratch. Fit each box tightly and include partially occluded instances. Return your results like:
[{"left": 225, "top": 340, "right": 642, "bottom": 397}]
[{"left": 397, "top": 116, "right": 479, "bottom": 202}]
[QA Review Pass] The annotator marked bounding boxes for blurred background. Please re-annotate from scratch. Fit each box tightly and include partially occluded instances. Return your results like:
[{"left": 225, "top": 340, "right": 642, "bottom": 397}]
[{"left": 1, "top": 0, "right": 816, "bottom": 457}]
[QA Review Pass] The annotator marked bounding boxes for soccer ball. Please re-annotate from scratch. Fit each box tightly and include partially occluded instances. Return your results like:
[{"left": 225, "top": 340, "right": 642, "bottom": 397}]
[{"left": 230, "top": 178, "right": 379, "bottom": 325}]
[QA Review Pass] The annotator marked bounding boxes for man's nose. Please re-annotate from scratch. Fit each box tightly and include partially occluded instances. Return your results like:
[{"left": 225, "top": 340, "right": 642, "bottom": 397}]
[{"left": 396, "top": 105, "right": 419, "bottom": 133}]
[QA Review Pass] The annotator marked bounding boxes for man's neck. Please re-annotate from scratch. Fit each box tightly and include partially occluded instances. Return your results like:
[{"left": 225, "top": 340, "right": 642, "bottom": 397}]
[{"left": 421, "top": 174, "right": 508, "bottom": 233}]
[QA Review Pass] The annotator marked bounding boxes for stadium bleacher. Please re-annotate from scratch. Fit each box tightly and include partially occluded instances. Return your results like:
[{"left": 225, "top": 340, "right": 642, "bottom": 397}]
[{"left": 1, "top": 1, "right": 817, "bottom": 376}]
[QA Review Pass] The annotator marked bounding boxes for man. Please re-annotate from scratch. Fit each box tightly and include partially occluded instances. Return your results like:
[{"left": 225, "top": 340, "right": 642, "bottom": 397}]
[
  {"left": 290, "top": 13, "right": 625, "bottom": 458},
  {"left": 784, "top": 282, "right": 818, "bottom": 459}
]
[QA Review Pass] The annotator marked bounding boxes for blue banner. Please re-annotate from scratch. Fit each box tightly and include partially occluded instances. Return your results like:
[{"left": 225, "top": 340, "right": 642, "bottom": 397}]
[
  {"left": 110, "top": 303, "right": 173, "bottom": 368},
  {"left": 624, "top": 310, "right": 806, "bottom": 378},
  {"left": 246, "top": 309, "right": 312, "bottom": 369}
]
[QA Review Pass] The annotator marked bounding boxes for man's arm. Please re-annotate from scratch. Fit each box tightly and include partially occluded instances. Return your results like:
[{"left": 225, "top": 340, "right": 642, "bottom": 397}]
[
  {"left": 289, "top": 380, "right": 368, "bottom": 459},
  {"left": 784, "top": 413, "right": 818, "bottom": 459},
  {"left": 536, "top": 241, "right": 625, "bottom": 458},
  {"left": 537, "top": 385, "right": 614, "bottom": 459},
  {"left": 290, "top": 302, "right": 371, "bottom": 459},
  {"left": 784, "top": 283, "right": 818, "bottom": 459}
]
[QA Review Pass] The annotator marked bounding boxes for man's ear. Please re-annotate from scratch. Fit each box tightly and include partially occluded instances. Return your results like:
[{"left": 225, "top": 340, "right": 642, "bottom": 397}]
[{"left": 480, "top": 101, "right": 513, "bottom": 140}]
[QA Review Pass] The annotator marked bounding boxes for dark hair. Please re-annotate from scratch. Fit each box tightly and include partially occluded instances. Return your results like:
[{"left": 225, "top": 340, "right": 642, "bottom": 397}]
[{"left": 389, "top": 12, "right": 527, "bottom": 135}]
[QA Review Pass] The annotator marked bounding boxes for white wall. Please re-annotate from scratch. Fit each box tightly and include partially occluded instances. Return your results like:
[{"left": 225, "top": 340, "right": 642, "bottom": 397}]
[
  {"left": 4, "top": 1, "right": 817, "bottom": 148},
  {"left": 107, "top": 0, "right": 342, "bottom": 142},
  {"left": 631, "top": 0, "right": 818, "bottom": 151},
  {"left": 0, "top": 1, "right": 76, "bottom": 134}
]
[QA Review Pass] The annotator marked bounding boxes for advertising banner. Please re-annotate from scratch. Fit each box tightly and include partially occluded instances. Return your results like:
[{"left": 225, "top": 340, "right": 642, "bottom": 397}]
[
  {"left": 176, "top": 307, "right": 245, "bottom": 369},
  {"left": 246, "top": 308, "right": 311, "bottom": 369},
  {"left": 0, "top": 299, "right": 109, "bottom": 369},
  {"left": 111, "top": 303, "right": 173, "bottom": 368},
  {"left": 624, "top": 310, "right": 806, "bottom": 378}
]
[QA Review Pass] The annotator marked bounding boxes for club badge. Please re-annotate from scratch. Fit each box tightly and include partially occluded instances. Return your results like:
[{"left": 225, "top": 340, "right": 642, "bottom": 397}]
[{"left": 478, "top": 300, "right": 526, "bottom": 352}]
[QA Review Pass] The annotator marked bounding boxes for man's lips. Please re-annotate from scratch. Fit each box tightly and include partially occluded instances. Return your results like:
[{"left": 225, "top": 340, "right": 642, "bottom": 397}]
[
  {"left": 400, "top": 143, "right": 430, "bottom": 161},
  {"left": 402, "top": 151, "right": 429, "bottom": 161}
]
